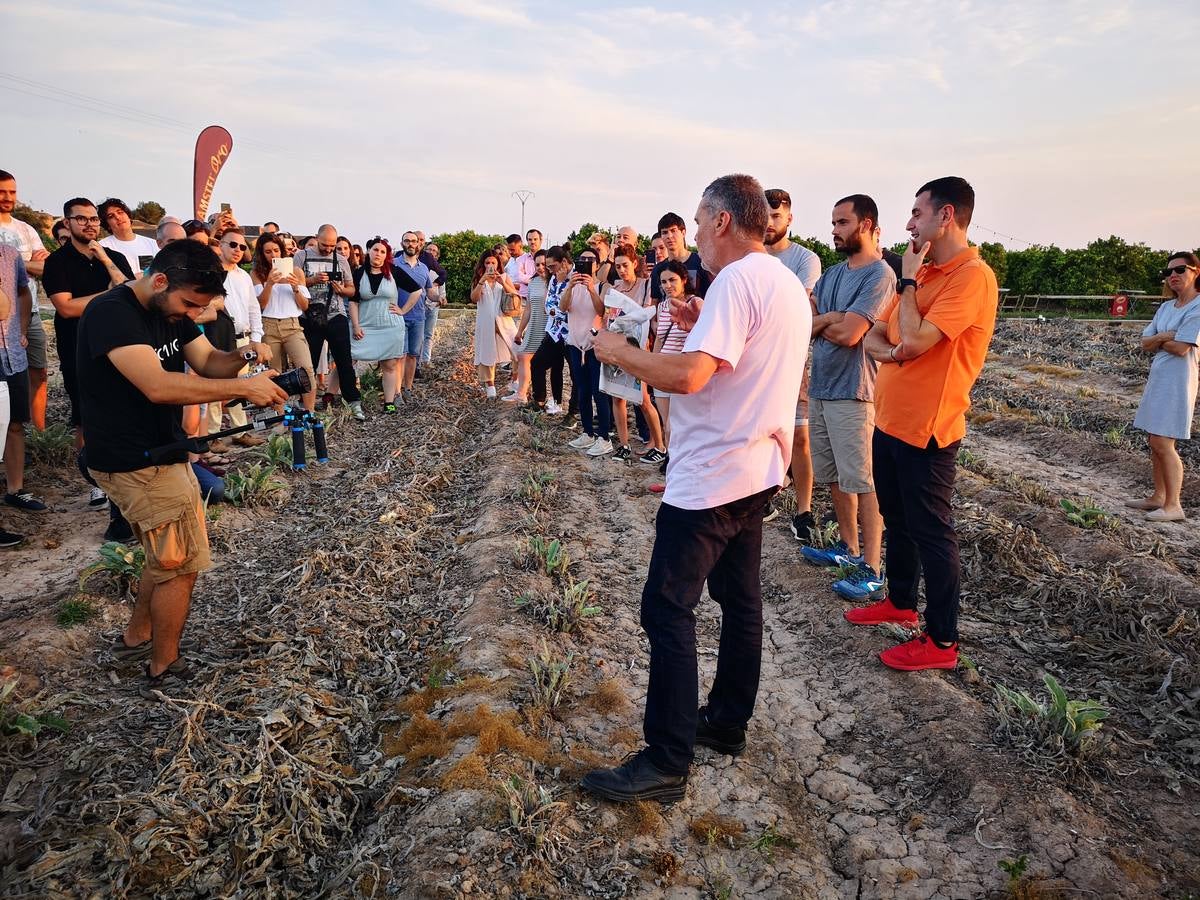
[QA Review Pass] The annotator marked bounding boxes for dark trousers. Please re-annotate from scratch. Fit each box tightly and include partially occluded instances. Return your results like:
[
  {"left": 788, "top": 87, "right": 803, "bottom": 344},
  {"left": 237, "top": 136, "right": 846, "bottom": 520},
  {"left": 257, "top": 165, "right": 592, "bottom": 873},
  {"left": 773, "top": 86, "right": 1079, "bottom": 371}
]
[
  {"left": 54, "top": 321, "right": 81, "bottom": 426},
  {"left": 304, "top": 315, "right": 360, "bottom": 402},
  {"left": 565, "top": 345, "right": 612, "bottom": 438},
  {"left": 530, "top": 334, "right": 565, "bottom": 405},
  {"left": 78, "top": 449, "right": 130, "bottom": 533},
  {"left": 872, "top": 429, "right": 961, "bottom": 642},
  {"left": 640, "top": 488, "right": 773, "bottom": 775}
]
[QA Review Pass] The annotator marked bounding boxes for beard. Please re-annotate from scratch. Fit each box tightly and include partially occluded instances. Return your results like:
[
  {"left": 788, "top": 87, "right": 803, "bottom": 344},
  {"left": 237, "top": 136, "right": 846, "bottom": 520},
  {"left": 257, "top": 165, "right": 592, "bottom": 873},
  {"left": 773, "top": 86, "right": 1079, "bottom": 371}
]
[
  {"left": 763, "top": 226, "right": 786, "bottom": 245},
  {"left": 148, "top": 290, "right": 182, "bottom": 322},
  {"left": 835, "top": 231, "right": 864, "bottom": 255}
]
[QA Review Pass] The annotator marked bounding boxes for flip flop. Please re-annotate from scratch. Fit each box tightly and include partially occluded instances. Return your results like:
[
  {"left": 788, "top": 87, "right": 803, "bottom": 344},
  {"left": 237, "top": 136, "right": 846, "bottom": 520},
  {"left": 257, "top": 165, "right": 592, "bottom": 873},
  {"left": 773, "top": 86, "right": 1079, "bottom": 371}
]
[
  {"left": 1145, "top": 508, "right": 1185, "bottom": 522},
  {"left": 1123, "top": 498, "right": 1161, "bottom": 510}
]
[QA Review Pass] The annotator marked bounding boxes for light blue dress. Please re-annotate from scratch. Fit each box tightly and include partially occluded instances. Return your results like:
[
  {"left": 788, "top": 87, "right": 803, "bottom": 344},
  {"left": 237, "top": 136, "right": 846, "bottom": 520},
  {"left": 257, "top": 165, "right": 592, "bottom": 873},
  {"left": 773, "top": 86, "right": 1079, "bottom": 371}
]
[
  {"left": 352, "top": 269, "right": 406, "bottom": 362},
  {"left": 1133, "top": 297, "right": 1200, "bottom": 439}
]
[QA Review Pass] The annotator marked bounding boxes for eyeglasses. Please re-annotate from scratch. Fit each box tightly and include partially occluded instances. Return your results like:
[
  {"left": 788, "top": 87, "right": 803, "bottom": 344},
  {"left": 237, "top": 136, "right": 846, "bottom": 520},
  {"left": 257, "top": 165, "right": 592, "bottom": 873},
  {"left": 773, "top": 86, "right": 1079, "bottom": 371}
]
[
  {"left": 69, "top": 215, "right": 101, "bottom": 225},
  {"left": 224, "top": 241, "right": 249, "bottom": 251},
  {"left": 1162, "top": 265, "right": 1195, "bottom": 277}
]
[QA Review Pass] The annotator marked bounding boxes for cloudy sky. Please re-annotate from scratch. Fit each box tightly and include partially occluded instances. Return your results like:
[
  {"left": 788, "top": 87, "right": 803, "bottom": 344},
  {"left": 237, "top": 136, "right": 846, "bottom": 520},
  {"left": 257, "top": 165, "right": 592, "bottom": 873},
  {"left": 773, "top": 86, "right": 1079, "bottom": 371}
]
[{"left": 4, "top": 0, "right": 1196, "bottom": 251}]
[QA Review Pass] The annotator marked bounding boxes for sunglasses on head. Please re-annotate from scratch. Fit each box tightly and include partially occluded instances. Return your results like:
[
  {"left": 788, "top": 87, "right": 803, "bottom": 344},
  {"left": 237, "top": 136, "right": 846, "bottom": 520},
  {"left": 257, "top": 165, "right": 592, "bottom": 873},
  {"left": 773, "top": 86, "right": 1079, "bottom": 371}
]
[{"left": 1162, "top": 264, "right": 1195, "bottom": 277}]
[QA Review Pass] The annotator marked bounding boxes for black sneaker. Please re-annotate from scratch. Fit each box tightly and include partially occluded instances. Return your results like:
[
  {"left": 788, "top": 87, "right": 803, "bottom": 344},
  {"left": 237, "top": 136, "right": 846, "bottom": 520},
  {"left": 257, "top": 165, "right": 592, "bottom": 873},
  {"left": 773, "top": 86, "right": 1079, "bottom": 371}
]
[
  {"left": 695, "top": 708, "right": 746, "bottom": 756},
  {"left": 139, "top": 657, "right": 195, "bottom": 700},
  {"left": 88, "top": 487, "right": 108, "bottom": 508},
  {"left": 790, "top": 510, "right": 816, "bottom": 545},
  {"left": 763, "top": 498, "right": 780, "bottom": 523},
  {"left": 4, "top": 491, "right": 47, "bottom": 512},
  {"left": 0, "top": 527, "right": 25, "bottom": 549},
  {"left": 580, "top": 749, "right": 688, "bottom": 804},
  {"left": 659, "top": 453, "right": 669, "bottom": 475},
  {"left": 613, "top": 445, "right": 632, "bottom": 461},
  {"left": 640, "top": 448, "right": 668, "bottom": 466}
]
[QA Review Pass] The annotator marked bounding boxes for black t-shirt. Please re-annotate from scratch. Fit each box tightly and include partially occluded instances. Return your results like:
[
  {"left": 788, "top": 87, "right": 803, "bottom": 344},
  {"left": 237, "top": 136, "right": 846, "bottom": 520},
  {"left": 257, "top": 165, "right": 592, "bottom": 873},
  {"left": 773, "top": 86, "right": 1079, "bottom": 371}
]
[
  {"left": 650, "top": 251, "right": 713, "bottom": 302},
  {"left": 76, "top": 285, "right": 202, "bottom": 472},
  {"left": 881, "top": 249, "right": 903, "bottom": 282},
  {"left": 41, "top": 242, "right": 135, "bottom": 347}
]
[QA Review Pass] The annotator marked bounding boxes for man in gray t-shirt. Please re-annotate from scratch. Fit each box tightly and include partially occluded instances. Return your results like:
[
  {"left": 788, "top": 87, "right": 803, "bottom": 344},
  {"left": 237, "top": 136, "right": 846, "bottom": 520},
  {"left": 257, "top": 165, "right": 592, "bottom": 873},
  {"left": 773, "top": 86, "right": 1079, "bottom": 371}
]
[{"left": 800, "top": 195, "right": 895, "bottom": 602}]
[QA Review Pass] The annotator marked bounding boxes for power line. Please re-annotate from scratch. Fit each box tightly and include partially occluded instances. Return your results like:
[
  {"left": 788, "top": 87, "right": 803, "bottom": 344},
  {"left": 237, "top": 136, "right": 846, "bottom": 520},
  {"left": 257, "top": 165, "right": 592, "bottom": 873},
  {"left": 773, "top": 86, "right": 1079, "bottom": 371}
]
[{"left": 973, "top": 223, "right": 1041, "bottom": 248}]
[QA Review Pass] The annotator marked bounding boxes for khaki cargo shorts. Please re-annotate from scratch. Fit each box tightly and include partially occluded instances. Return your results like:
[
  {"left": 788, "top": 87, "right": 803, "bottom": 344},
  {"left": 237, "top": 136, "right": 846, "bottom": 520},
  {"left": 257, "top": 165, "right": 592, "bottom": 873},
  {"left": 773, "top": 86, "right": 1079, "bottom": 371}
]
[
  {"left": 90, "top": 463, "right": 212, "bottom": 584},
  {"left": 809, "top": 397, "right": 876, "bottom": 494}
]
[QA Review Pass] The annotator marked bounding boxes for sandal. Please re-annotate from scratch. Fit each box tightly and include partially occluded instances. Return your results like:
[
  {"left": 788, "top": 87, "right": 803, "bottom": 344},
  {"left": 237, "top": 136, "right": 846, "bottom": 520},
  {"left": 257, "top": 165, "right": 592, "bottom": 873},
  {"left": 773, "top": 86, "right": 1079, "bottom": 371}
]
[
  {"left": 1123, "top": 498, "right": 1161, "bottom": 510},
  {"left": 139, "top": 657, "right": 195, "bottom": 700},
  {"left": 1145, "top": 508, "right": 1186, "bottom": 523}
]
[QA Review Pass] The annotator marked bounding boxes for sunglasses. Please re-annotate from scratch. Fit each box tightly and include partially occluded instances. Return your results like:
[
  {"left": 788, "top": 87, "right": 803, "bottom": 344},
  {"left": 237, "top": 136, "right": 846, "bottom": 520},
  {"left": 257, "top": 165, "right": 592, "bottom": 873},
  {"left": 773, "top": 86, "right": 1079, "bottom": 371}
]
[
  {"left": 1162, "top": 265, "right": 1195, "bottom": 277},
  {"left": 224, "top": 241, "right": 249, "bottom": 251}
]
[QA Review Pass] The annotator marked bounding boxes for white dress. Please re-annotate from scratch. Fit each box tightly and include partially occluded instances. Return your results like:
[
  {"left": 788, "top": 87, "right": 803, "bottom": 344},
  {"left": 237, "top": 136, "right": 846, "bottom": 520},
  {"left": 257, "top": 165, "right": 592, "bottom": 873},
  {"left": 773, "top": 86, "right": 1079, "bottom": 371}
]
[{"left": 473, "top": 280, "right": 512, "bottom": 366}]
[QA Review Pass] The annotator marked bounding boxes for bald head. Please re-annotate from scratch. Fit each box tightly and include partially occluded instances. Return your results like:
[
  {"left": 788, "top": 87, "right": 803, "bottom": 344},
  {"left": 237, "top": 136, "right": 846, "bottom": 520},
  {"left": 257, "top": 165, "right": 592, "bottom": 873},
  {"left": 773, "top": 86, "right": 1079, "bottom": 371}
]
[
  {"left": 156, "top": 220, "right": 187, "bottom": 248},
  {"left": 317, "top": 224, "right": 337, "bottom": 240}
]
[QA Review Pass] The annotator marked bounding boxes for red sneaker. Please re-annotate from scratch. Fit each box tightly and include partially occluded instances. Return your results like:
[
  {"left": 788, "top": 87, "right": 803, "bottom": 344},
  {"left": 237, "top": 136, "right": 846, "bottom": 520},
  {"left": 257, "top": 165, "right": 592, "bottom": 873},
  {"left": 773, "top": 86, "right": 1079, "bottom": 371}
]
[
  {"left": 880, "top": 634, "right": 958, "bottom": 671},
  {"left": 843, "top": 596, "right": 919, "bottom": 627}
]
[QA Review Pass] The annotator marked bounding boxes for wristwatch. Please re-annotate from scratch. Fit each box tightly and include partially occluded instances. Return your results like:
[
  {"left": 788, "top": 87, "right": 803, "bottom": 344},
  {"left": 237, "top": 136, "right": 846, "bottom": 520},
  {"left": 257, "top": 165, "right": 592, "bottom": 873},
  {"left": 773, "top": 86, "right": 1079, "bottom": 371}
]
[{"left": 899, "top": 278, "right": 918, "bottom": 293}]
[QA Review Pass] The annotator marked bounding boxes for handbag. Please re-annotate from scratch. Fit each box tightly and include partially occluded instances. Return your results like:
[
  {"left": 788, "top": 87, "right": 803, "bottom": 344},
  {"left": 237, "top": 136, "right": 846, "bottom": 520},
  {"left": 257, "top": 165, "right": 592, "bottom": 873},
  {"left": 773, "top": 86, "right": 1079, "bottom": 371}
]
[{"left": 501, "top": 292, "right": 523, "bottom": 318}]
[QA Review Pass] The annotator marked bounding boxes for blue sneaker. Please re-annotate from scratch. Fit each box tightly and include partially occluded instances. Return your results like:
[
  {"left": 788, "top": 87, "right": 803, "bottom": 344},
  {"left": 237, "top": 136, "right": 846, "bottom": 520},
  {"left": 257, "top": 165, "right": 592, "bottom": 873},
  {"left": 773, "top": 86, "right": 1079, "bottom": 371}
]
[
  {"left": 832, "top": 563, "right": 886, "bottom": 601},
  {"left": 800, "top": 540, "right": 856, "bottom": 568}
]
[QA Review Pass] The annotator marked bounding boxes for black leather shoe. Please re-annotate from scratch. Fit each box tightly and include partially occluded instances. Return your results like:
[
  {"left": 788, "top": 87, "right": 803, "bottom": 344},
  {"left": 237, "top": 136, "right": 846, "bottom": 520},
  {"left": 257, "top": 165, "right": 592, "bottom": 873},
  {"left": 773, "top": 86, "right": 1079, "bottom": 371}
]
[
  {"left": 695, "top": 708, "right": 746, "bottom": 756},
  {"left": 581, "top": 749, "right": 687, "bottom": 803}
]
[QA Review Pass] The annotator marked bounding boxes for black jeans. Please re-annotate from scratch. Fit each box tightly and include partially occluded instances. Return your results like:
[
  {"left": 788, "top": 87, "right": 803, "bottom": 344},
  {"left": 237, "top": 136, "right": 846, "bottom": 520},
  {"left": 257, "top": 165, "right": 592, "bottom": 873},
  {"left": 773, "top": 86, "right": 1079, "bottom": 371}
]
[
  {"left": 304, "top": 315, "right": 360, "bottom": 402},
  {"left": 640, "top": 487, "right": 774, "bottom": 775},
  {"left": 530, "top": 334, "right": 565, "bottom": 406},
  {"left": 872, "top": 429, "right": 960, "bottom": 642}
]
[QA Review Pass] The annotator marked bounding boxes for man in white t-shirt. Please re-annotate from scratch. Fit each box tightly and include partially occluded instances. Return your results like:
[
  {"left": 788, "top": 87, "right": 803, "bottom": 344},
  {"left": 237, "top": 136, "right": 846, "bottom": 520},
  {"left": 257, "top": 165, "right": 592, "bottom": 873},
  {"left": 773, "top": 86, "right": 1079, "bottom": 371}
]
[
  {"left": 98, "top": 198, "right": 159, "bottom": 277},
  {"left": 209, "top": 227, "right": 267, "bottom": 446},
  {"left": 583, "top": 174, "right": 811, "bottom": 803},
  {"left": 0, "top": 170, "right": 50, "bottom": 431}
]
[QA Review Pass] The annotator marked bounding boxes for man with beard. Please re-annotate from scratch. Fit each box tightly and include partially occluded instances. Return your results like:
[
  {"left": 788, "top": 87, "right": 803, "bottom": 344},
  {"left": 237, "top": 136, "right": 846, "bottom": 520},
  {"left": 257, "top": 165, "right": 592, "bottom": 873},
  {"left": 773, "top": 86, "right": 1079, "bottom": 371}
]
[
  {"left": 0, "top": 171, "right": 50, "bottom": 433},
  {"left": 42, "top": 198, "right": 135, "bottom": 509},
  {"left": 77, "top": 239, "right": 286, "bottom": 697},
  {"left": 798, "top": 195, "right": 894, "bottom": 605},
  {"left": 764, "top": 188, "right": 822, "bottom": 540},
  {"left": 394, "top": 231, "right": 437, "bottom": 399}
]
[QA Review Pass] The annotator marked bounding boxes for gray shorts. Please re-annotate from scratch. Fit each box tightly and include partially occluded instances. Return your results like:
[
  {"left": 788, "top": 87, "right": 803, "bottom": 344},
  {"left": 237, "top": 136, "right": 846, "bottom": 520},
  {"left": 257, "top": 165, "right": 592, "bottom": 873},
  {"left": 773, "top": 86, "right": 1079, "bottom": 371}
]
[
  {"left": 26, "top": 311, "right": 47, "bottom": 370},
  {"left": 810, "top": 397, "right": 875, "bottom": 494}
]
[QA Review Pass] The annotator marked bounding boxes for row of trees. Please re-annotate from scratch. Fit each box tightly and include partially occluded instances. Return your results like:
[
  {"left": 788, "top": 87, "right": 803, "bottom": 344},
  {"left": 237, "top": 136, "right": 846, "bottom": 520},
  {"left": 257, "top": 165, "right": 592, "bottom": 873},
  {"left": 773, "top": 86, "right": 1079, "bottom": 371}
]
[{"left": 430, "top": 227, "right": 1180, "bottom": 302}]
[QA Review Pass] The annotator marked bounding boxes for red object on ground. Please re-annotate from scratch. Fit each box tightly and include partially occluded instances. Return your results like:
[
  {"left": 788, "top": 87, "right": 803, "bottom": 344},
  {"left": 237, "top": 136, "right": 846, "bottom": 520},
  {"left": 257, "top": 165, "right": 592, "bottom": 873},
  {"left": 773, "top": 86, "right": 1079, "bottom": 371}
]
[
  {"left": 843, "top": 596, "right": 919, "bottom": 627},
  {"left": 879, "top": 634, "right": 958, "bottom": 671}
]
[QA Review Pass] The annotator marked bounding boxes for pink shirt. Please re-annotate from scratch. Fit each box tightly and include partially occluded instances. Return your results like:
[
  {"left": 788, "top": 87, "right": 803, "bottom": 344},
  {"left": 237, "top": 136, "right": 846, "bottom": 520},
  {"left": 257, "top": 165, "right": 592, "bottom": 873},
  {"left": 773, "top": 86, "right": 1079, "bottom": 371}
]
[
  {"left": 564, "top": 283, "right": 602, "bottom": 350},
  {"left": 514, "top": 253, "right": 537, "bottom": 297},
  {"left": 665, "top": 252, "right": 811, "bottom": 510}
]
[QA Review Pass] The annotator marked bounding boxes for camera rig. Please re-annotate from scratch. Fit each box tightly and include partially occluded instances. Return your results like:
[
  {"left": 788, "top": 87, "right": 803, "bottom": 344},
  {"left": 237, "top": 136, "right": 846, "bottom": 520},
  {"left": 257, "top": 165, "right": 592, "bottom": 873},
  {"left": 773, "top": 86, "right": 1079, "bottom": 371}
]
[{"left": 145, "top": 367, "right": 329, "bottom": 470}]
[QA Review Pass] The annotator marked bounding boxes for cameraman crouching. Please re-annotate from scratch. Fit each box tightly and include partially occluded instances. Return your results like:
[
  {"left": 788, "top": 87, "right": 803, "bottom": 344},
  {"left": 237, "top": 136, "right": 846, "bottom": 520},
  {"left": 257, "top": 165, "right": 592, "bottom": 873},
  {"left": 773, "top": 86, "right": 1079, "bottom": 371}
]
[{"left": 77, "top": 240, "right": 288, "bottom": 698}]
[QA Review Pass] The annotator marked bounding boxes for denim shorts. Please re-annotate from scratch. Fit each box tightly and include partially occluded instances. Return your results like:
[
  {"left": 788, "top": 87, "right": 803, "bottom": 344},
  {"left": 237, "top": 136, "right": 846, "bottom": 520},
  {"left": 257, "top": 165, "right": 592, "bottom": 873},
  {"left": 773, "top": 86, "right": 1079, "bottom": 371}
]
[{"left": 403, "top": 317, "right": 424, "bottom": 356}]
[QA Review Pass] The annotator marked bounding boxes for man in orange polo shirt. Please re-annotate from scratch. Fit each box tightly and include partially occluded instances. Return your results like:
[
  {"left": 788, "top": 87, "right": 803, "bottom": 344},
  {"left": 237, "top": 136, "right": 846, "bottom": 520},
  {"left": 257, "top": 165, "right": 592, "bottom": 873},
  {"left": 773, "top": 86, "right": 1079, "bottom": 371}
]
[{"left": 849, "top": 176, "right": 998, "bottom": 671}]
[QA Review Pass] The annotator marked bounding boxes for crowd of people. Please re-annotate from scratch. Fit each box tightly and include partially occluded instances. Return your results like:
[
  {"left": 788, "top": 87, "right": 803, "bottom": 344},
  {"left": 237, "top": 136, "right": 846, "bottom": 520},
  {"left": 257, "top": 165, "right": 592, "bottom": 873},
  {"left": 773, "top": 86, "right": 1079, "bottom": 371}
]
[{"left": 0, "top": 168, "right": 1195, "bottom": 760}]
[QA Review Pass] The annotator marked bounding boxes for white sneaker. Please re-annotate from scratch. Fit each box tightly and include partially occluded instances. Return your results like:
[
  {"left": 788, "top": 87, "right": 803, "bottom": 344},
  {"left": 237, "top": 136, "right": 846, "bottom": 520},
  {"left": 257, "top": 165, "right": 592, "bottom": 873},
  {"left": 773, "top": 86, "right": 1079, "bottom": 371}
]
[
  {"left": 88, "top": 486, "right": 108, "bottom": 509},
  {"left": 501, "top": 392, "right": 523, "bottom": 403},
  {"left": 568, "top": 433, "right": 596, "bottom": 450},
  {"left": 485, "top": 385, "right": 497, "bottom": 399},
  {"left": 544, "top": 399, "right": 563, "bottom": 415},
  {"left": 586, "top": 437, "right": 614, "bottom": 457}
]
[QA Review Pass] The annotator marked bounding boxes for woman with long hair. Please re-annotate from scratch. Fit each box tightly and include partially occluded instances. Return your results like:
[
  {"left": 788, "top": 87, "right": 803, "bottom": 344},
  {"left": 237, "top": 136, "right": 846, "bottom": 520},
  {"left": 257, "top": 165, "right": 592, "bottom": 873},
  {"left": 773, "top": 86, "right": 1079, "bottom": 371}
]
[
  {"left": 250, "top": 233, "right": 316, "bottom": 410},
  {"left": 562, "top": 247, "right": 612, "bottom": 455},
  {"left": 350, "top": 244, "right": 365, "bottom": 269},
  {"left": 1128, "top": 251, "right": 1200, "bottom": 522},
  {"left": 508, "top": 249, "right": 548, "bottom": 404},
  {"left": 471, "top": 249, "right": 519, "bottom": 397},
  {"left": 652, "top": 258, "right": 701, "bottom": 460},
  {"left": 601, "top": 243, "right": 666, "bottom": 462},
  {"left": 349, "top": 238, "right": 407, "bottom": 412}
]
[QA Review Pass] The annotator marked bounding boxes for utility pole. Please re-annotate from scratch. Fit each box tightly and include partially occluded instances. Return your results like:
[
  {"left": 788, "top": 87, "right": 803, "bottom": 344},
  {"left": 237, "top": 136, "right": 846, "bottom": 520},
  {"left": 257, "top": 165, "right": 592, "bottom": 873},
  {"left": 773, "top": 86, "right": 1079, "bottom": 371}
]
[{"left": 512, "top": 190, "right": 534, "bottom": 236}]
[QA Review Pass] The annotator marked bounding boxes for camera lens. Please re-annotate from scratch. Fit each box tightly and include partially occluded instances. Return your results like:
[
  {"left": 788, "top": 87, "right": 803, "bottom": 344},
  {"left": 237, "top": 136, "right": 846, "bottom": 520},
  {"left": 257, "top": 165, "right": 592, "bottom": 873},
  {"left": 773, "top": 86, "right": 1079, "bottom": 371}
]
[{"left": 270, "top": 367, "right": 312, "bottom": 397}]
